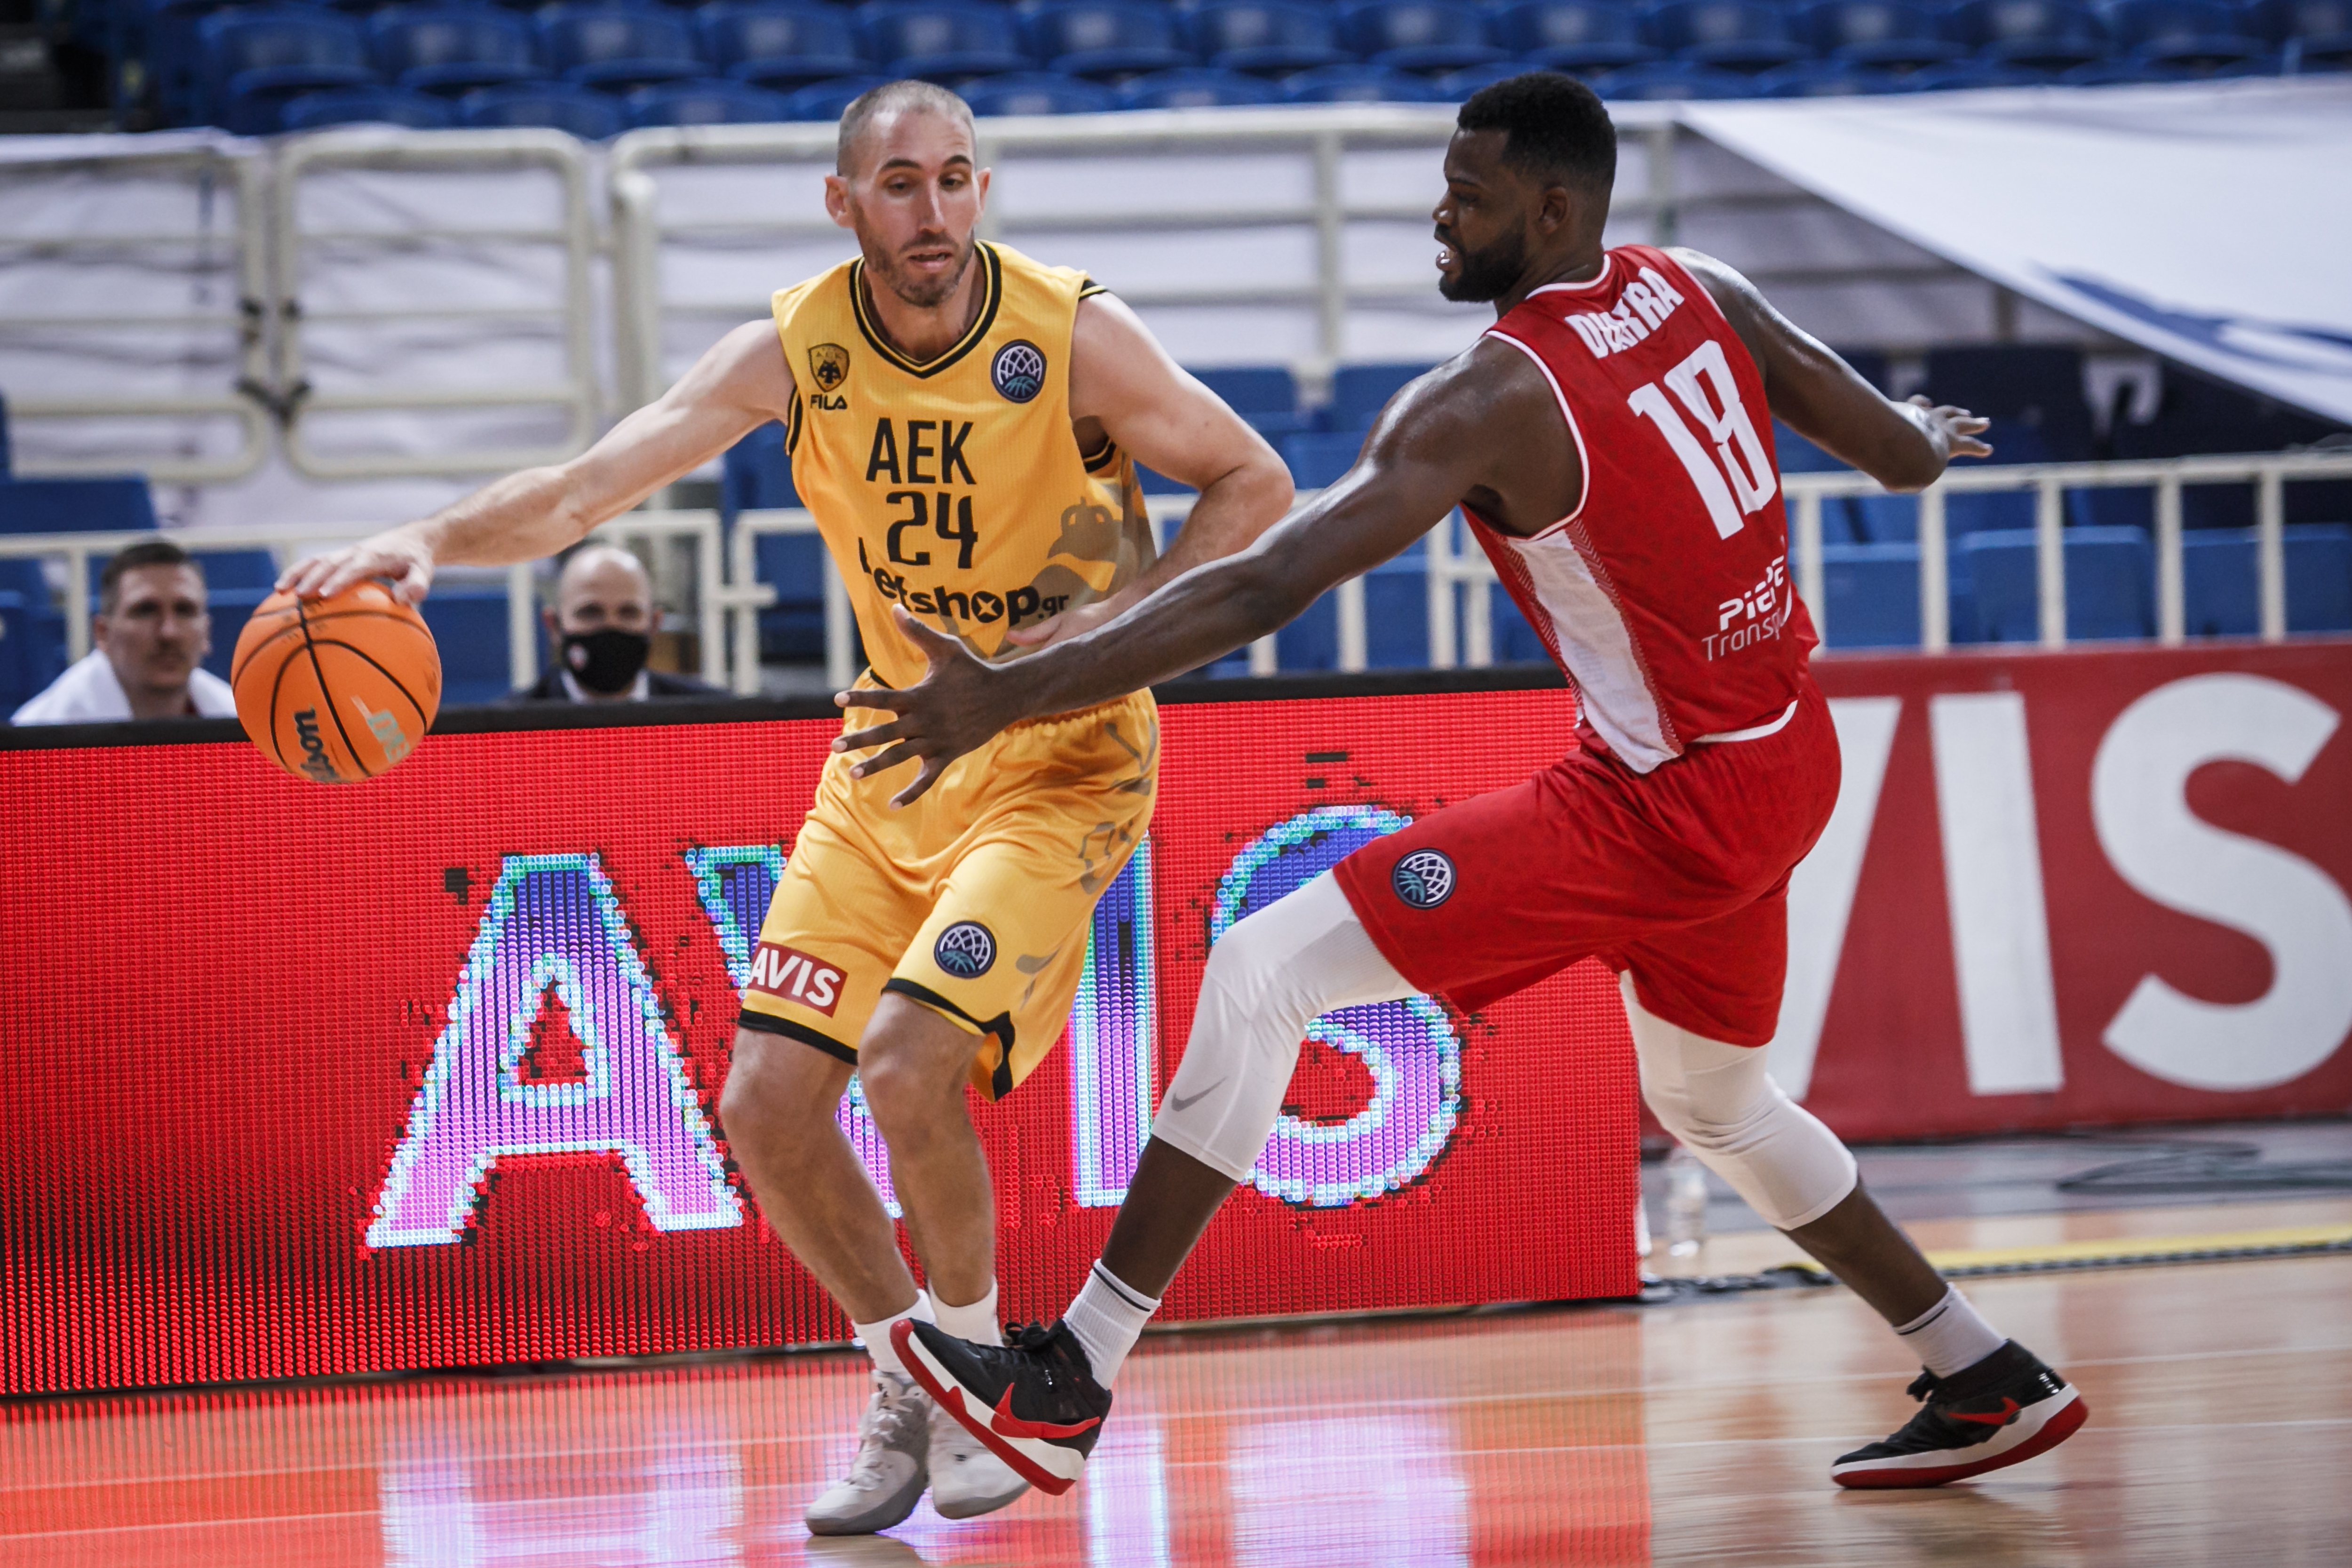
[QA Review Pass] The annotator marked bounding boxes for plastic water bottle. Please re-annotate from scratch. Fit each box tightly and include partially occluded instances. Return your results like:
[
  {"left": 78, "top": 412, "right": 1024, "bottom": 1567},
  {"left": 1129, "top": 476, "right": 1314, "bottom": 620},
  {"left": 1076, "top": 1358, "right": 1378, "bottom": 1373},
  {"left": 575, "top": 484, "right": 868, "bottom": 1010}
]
[{"left": 1664, "top": 1145, "right": 1708, "bottom": 1258}]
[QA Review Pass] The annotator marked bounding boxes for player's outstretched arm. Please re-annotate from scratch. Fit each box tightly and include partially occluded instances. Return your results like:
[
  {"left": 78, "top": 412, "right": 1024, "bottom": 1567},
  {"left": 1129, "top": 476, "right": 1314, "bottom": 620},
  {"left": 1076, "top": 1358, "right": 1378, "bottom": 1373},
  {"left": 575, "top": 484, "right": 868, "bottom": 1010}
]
[
  {"left": 279, "top": 320, "right": 796, "bottom": 603},
  {"left": 835, "top": 342, "right": 1556, "bottom": 805},
  {"left": 1008, "top": 293, "right": 1295, "bottom": 648},
  {"left": 1670, "top": 248, "right": 1991, "bottom": 493}
]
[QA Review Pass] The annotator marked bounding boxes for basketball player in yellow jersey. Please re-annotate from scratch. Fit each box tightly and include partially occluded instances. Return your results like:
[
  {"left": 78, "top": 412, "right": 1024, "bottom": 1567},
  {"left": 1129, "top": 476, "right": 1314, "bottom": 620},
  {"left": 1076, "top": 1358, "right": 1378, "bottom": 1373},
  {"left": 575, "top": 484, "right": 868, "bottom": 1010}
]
[{"left": 285, "top": 79, "right": 1294, "bottom": 1536}]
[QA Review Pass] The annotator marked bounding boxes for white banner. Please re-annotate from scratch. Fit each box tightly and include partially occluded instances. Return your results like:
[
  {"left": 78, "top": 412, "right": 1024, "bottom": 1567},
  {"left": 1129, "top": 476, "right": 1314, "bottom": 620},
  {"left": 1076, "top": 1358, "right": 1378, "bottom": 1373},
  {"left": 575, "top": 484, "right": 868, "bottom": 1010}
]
[{"left": 1684, "top": 78, "right": 2352, "bottom": 426}]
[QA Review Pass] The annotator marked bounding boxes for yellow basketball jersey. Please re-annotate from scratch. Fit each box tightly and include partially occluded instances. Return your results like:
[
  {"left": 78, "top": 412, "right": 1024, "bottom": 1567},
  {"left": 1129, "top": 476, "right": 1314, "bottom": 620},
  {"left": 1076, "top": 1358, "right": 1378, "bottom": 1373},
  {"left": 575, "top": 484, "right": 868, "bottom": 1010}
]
[{"left": 771, "top": 242, "right": 1154, "bottom": 691}]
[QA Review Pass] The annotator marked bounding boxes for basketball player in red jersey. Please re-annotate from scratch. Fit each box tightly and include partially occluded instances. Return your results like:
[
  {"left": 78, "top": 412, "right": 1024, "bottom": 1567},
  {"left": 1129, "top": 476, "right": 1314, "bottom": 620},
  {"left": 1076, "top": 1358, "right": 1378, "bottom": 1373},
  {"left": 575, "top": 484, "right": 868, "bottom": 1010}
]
[{"left": 843, "top": 73, "right": 2089, "bottom": 1495}]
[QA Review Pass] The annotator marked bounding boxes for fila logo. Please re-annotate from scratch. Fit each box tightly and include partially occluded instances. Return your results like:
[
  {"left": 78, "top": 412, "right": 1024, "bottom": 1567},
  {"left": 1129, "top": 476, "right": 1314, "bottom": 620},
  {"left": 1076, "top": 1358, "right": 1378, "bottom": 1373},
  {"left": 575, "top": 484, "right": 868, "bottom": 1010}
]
[
  {"left": 747, "top": 940, "right": 846, "bottom": 1016},
  {"left": 1565, "top": 264, "right": 1688, "bottom": 359}
]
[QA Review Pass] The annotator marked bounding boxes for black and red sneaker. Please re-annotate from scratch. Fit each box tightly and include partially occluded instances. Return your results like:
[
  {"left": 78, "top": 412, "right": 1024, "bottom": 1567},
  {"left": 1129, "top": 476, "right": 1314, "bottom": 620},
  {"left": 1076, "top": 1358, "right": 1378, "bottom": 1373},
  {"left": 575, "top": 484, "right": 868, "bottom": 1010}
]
[
  {"left": 895, "top": 1319, "right": 1111, "bottom": 1496},
  {"left": 1832, "top": 1340, "right": 2089, "bottom": 1488}
]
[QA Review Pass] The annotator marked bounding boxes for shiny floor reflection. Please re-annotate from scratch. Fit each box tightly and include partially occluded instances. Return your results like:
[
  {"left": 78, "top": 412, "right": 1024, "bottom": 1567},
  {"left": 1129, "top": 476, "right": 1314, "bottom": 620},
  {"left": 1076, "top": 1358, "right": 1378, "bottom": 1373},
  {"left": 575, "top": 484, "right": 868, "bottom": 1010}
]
[{"left": 4, "top": 1234, "right": 2346, "bottom": 1566}]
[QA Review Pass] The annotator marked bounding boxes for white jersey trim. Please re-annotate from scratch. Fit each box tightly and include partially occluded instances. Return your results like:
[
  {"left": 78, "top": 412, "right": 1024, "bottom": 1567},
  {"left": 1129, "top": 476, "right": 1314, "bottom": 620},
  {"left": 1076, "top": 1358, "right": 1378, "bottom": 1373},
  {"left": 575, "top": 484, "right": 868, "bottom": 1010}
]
[
  {"left": 1691, "top": 697, "right": 1799, "bottom": 746},
  {"left": 1527, "top": 256, "right": 1615, "bottom": 297},
  {"left": 1482, "top": 328, "right": 1590, "bottom": 528}
]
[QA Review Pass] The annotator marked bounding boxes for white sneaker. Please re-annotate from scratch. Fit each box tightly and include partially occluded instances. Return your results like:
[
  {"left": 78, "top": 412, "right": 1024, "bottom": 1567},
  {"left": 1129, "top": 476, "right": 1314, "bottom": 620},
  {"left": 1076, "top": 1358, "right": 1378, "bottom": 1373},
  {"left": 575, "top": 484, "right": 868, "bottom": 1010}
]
[
  {"left": 806, "top": 1370, "right": 931, "bottom": 1536},
  {"left": 928, "top": 1397, "right": 1031, "bottom": 1519}
]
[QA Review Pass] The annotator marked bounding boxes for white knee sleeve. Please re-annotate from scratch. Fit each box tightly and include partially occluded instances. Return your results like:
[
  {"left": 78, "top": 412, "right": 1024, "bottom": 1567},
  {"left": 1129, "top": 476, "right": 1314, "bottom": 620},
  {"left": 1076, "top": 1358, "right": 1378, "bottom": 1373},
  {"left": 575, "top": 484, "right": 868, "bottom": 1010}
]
[
  {"left": 1622, "top": 974, "right": 1857, "bottom": 1231},
  {"left": 1151, "top": 872, "right": 1416, "bottom": 1183}
]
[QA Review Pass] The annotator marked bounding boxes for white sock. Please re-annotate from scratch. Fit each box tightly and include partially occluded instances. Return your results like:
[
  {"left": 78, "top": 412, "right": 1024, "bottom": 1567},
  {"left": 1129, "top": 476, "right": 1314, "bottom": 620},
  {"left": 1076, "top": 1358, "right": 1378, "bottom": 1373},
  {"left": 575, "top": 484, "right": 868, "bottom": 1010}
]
[
  {"left": 1063, "top": 1260, "right": 1160, "bottom": 1387},
  {"left": 928, "top": 1279, "right": 999, "bottom": 1345},
  {"left": 1893, "top": 1285, "right": 2006, "bottom": 1378},
  {"left": 851, "top": 1294, "right": 935, "bottom": 1378}
]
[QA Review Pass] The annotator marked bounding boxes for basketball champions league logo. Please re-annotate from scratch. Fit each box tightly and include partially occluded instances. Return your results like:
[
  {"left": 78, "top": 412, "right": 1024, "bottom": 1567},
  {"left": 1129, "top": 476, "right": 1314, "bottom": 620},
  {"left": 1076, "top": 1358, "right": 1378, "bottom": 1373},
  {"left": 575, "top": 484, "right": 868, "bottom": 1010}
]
[{"left": 992, "top": 340, "right": 1046, "bottom": 403}]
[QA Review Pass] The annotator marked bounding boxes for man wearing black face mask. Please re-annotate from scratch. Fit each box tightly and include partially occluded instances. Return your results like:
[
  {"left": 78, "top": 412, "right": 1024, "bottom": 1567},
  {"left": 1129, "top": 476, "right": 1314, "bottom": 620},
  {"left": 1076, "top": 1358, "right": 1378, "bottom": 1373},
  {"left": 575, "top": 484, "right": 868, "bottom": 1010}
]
[{"left": 510, "top": 542, "right": 724, "bottom": 703}]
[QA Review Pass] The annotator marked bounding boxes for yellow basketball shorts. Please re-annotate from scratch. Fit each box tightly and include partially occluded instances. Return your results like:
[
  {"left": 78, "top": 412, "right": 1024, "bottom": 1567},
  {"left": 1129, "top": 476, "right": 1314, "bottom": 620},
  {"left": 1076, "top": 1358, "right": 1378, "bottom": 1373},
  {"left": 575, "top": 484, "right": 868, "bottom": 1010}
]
[{"left": 737, "top": 685, "right": 1157, "bottom": 1100}]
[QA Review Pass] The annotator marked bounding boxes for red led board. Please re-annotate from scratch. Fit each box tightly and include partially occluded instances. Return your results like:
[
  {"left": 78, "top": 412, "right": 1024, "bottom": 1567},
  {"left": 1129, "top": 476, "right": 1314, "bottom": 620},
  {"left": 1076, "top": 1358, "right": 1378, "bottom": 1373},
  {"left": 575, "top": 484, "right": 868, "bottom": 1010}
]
[{"left": 0, "top": 687, "right": 1641, "bottom": 1396}]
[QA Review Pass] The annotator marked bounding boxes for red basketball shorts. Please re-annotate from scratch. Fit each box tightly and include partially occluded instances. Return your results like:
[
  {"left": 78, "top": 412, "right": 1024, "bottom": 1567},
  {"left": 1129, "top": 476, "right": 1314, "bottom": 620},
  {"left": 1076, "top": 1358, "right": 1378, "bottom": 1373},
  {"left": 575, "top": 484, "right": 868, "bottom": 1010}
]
[{"left": 1334, "top": 684, "right": 1840, "bottom": 1047}]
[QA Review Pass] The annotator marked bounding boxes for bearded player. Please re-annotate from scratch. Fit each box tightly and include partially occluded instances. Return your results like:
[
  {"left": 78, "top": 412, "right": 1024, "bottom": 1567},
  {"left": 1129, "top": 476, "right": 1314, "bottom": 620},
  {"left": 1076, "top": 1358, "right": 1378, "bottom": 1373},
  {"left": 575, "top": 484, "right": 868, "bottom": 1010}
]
[
  {"left": 284, "top": 81, "right": 1293, "bottom": 1534},
  {"left": 834, "top": 73, "right": 2090, "bottom": 1496}
]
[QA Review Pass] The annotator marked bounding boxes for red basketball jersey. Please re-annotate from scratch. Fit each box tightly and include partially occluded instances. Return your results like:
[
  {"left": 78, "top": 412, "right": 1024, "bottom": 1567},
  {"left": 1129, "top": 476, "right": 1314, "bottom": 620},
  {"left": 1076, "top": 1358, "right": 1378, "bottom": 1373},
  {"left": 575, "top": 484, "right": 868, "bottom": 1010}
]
[{"left": 1470, "top": 245, "right": 1818, "bottom": 772}]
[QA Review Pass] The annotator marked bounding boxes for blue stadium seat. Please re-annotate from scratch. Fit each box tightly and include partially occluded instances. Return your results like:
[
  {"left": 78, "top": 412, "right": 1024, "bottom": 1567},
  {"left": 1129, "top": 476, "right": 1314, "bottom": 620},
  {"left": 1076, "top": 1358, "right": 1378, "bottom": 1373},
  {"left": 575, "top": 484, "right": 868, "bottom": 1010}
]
[
  {"left": 1644, "top": 0, "right": 1812, "bottom": 70},
  {"left": 1922, "top": 344, "right": 2094, "bottom": 461},
  {"left": 720, "top": 422, "right": 827, "bottom": 662},
  {"left": 1336, "top": 0, "right": 1508, "bottom": 72},
  {"left": 2181, "top": 525, "right": 2352, "bottom": 637},
  {"left": 1267, "top": 557, "right": 1429, "bottom": 670},
  {"left": 1755, "top": 57, "right": 1902, "bottom": 88},
  {"left": 0, "top": 555, "right": 66, "bottom": 710},
  {"left": 1592, "top": 57, "right": 1762, "bottom": 94},
  {"left": 1943, "top": 0, "right": 2110, "bottom": 68},
  {"left": 367, "top": 5, "right": 540, "bottom": 96},
  {"left": 1281, "top": 60, "right": 1445, "bottom": 96},
  {"left": 2058, "top": 51, "right": 2268, "bottom": 79},
  {"left": 419, "top": 584, "right": 513, "bottom": 705},
  {"left": 146, "top": 0, "right": 259, "bottom": 126},
  {"left": 1281, "top": 430, "right": 1367, "bottom": 489},
  {"left": 457, "top": 79, "right": 627, "bottom": 134},
  {"left": 1431, "top": 59, "right": 1527, "bottom": 95},
  {"left": 959, "top": 69, "right": 1119, "bottom": 111},
  {"left": 1329, "top": 361, "right": 1434, "bottom": 429},
  {"left": 2106, "top": 0, "right": 2267, "bottom": 64},
  {"left": 1183, "top": 1, "right": 1351, "bottom": 74},
  {"left": 1192, "top": 366, "right": 1315, "bottom": 438},
  {"left": 1362, "top": 553, "right": 1432, "bottom": 668},
  {"left": 1955, "top": 525, "right": 2154, "bottom": 644},
  {"left": 1819, "top": 542, "right": 1921, "bottom": 648},
  {"left": 784, "top": 73, "right": 889, "bottom": 119},
  {"left": 2249, "top": 0, "right": 2352, "bottom": 64},
  {"left": 282, "top": 82, "right": 456, "bottom": 125},
  {"left": 856, "top": 1, "right": 1033, "bottom": 81},
  {"left": 700, "top": 2, "right": 869, "bottom": 90},
  {"left": 1487, "top": 582, "right": 1553, "bottom": 663},
  {"left": 1899, "top": 57, "right": 2052, "bottom": 86},
  {"left": 1116, "top": 64, "right": 1284, "bottom": 104},
  {"left": 1772, "top": 422, "right": 1863, "bottom": 544},
  {"left": 536, "top": 3, "right": 703, "bottom": 93},
  {"left": 1491, "top": 1, "right": 1660, "bottom": 71},
  {"left": 625, "top": 76, "right": 789, "bottom": 123},
  {"left": 0, "top": 476, "right": 159, "bottom": 533},
  {"left": 1018, "top": 1, "right": 1192, "bottom": 77},
  {"left": 1800, "top": 0, "right": 1964, "bottom": 64},
  {"left": 198, "top": 6, "right": 377, "bottom": 133}
]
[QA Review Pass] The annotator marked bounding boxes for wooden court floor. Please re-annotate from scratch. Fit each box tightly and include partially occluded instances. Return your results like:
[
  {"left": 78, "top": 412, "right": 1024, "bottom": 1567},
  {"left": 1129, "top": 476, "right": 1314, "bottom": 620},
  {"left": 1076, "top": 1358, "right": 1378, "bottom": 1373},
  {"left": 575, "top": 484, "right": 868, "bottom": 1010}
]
[{"left": 4, "top": 1201, "right": 2347, "bottom": 1568}]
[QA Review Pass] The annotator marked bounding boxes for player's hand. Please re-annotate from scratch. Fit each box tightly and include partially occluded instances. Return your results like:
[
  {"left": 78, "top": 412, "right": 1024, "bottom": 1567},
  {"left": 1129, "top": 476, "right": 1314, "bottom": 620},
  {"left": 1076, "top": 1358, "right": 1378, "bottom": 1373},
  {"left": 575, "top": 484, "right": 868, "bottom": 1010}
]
[
  {"left": 1909, "top": 395, "right": 1994, "bottom": 463},
  {"left": 1004, "top": 597, "right": 1121, "bottom": 649},
  {"left": 278, "top": 530, "right": 435, "bottom": 604},
  {"left": 831, "top": 607, "right": 1021, "bottom": 809}
]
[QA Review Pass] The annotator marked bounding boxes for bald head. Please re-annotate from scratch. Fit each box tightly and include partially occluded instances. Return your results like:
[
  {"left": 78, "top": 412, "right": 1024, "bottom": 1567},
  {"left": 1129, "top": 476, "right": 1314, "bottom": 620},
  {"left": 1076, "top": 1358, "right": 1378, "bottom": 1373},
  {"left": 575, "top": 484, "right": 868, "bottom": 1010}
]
[
  {"left": 553, "top": 544, "right": 652, "bottom": 635},
  {"left": 837, "top": 80, "right": 974, "bottom": 179}
]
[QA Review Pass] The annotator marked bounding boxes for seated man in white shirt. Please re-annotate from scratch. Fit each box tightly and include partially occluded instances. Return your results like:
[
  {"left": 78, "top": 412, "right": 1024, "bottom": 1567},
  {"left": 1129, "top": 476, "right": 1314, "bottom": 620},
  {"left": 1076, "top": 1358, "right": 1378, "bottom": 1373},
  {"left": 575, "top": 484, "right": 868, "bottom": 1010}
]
[
  {"left": 508, "top": 541, "right": 724, "bottom": 704},
  {"left": 12, "top": 540, "right": 237, "bottom": 725}
]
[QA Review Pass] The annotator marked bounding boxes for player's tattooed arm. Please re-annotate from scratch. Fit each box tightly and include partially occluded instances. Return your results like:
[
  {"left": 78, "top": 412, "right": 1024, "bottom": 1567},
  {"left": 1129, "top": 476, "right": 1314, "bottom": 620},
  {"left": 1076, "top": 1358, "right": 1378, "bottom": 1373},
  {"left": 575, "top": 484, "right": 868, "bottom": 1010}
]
[
  {"left": 1669, "top": 248, "right": 1991, "bottom": 493},
  {"left": 834, "top": 339, "right": 1565, "bottom": 806},
  {"left": 1014, "top": 293, "right": 1296, "bottom": 649},
  {"left": 281, "top": 320, "right": 796, "bottom": 603}
]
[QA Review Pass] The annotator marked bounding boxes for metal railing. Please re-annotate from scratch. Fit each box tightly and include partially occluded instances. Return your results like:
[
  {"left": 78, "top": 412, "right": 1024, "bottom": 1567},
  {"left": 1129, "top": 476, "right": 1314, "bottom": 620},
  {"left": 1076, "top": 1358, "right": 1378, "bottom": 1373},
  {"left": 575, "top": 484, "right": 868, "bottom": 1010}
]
[
  {"left": 8, "top": 450, "right": 2343, "bottom": 700},
  {"left": 1430, "top": 449, "right": 2352, "bottom": 663},
  {"left": 0, "top": 511, "right": 724, "bottom": 687},
  {"left": 0, "top": 138, "right": 273, "bottom": 485},
  {"left": 273, "top": 128, "right": 602, "bottom": 479},
  {"left": 4, "top": 111, "right": 2009, "bottom": 484}
]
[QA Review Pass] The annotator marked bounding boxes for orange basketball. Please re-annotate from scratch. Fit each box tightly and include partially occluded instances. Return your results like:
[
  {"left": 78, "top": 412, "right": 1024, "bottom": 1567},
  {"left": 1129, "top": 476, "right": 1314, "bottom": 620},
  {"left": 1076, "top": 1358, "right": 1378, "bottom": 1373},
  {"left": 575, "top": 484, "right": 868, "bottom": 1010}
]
[{"left": 231, "top": 580, "right": 440, "bottom": 783}]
